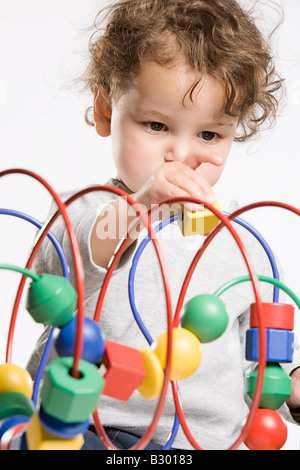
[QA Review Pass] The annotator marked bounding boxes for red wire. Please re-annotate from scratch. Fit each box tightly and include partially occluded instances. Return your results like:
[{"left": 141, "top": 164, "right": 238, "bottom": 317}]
[
  {"left": 0, "top": 169, "right": 85, "bottom": 378},
  {"left": 148, "top": 197, "right": 264, "bottom": 449},
  {"left": 2, "top": 168, "right": 299, "bottom": 450},
  {"left": 170, "top": 198, "right": 300, "bottom": 450},
  {"left": 92, "top": 195, "right": 267, "bottom": 450},
  {"left": 0, "top": 422, "right": 29, "bottom": 450},
  {"left": 70, "top": 187, "right": 174, "bottom": 451},
  {"left": 4, "top": 186, "right": 104, "bottom": 365},
  {"left": 89, "top": 189, "right": 174, "bottom": 450},
  {"left": 1, "top": 177, "right": 174, "bottom": 450}
]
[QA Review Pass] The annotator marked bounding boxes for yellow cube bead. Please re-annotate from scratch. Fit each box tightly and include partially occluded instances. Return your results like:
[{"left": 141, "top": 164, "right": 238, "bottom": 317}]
[
  {"left": 26, "top": 413, "right": 84, "bottom": 450},
  {"left": 177, "top": 197, "right": 221, "bottom": 236}
]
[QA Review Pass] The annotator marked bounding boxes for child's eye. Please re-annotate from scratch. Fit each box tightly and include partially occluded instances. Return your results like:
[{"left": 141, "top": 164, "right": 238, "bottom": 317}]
[
  {"left": 145, "top": 122, "right": 167, "bottom": 132},
  {"left": 199, "top": 131, "right": 219, "bottom": 142}
]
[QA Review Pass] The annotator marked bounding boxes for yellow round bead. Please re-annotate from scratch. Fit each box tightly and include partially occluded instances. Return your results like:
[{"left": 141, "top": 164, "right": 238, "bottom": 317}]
[
  {"left": 0, "top": 364, "right": 33, "bottom": 398},
  {"left": 137, "top": 349, "right": 164, "bottom": 400},
  {"left": 152, "top": 328, "right": 202, "bottom": 381}
]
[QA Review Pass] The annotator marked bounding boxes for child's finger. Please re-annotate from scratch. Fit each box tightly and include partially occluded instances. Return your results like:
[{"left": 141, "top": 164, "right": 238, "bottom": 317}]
[
  {"left": 163, "top": 163, "right": 215, "bottom": 207},
  {"left": 183, "top": 151, "right": 223, "bottom": 171},
  {"left": 161, "top": 180, "right": 202, "bottom": 211}
]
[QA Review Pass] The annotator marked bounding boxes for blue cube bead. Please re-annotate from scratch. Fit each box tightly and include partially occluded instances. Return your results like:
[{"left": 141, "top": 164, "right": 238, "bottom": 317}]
[{"left": 246, "top": 328, "right": 294, "bottom": 363}]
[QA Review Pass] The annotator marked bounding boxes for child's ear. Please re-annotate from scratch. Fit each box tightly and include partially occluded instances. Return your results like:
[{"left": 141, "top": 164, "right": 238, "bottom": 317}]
[{"left": 93, "top": 89, "right": 112, "bottom": 137}]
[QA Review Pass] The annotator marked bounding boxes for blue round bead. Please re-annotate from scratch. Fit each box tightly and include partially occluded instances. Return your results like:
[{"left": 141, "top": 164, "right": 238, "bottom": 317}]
[
  {"left": 54, "top": 317, "right": 106, "bottom": 364},
  {"left": 38, "top": 406, "right": 89, "bottom": 438}
]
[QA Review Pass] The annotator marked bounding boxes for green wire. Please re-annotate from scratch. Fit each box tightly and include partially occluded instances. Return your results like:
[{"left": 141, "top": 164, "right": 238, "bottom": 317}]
[
  {"left": 0, "top": 264, "right": 40, "bottom": 282},
  {"left": 213, "top": 274, "right": 300, "bottom": 309}
]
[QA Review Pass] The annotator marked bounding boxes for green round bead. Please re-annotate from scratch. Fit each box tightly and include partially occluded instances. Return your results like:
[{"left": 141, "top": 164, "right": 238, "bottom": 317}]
[
  {"left": 0, "top": 392, "right": 35, "bottom": 420},
  {"left": 181, "top": 294, "right": 228, "bottom": 343},
  {"left": 247, "top": 363, "right": 291, "bottom": 410},
  {"left": 26, "top": 274, "right": 77, "bottom": 327},
  {"left": 40, "top": 357, "right": 105, "bottom": 423}
]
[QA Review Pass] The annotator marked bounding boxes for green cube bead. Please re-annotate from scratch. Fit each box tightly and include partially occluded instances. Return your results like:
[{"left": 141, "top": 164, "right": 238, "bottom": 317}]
[
  {"left": 40, "top": 357, "right": 104, "bottom": 423},
  {"left": 247, "top": 363, "right": 291, "bottom": 409},
  {"left": 26, "top": 274, "right": 77, "bottom": 327},
  {"left": 0, "top": 391, "right": 35, "bottom": 420}
]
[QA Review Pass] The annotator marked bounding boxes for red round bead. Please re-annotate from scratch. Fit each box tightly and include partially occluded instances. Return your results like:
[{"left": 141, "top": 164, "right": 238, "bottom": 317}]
[{"left": 243, "top": 409, "right": 288, "bottom": 450}]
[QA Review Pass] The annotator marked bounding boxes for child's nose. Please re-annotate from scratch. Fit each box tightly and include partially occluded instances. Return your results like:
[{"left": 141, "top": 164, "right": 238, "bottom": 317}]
[{"left": 164, "top": 138, "right": 191, "bottom": 163}]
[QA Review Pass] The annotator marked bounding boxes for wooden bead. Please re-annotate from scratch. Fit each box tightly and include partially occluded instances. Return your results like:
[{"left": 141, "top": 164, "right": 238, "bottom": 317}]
[
  {"left": 246, "top": 363, "right": 291, "bottom": 409},
  {"left": 54, "top": 317, "right": 106, "bottom": 364},
  {"left": 40, "top": 357, "right": 104, "bottom": 423},
  {"left": 243, "top": 409, "right": 287, "bottom": 450},
  {"left": 246, "top": 328, "right": 294, "bottom": 362},
  {"left": 0, "top": 364, "right": 33, "bottom": 397},
  {"left": 153, "top": 328, "right": 202, "bottom": 381},
  {"left": 26, "top": 274, "right": 77, "bottom": 327},
  {"left": 101, "top": 340, "right": 146, "bottom": 401},
  {"left": 181, "top": 294, "right": 228, "bottom": 343},
  {"left": 250, "top": 302, "right": 294, "bottom": 330},
  {"left": 38, "top": 406, "right": 89, "bottom": 438},
  {"left": 26, "top": 413, "right": 84, "bottom": 450},
  {"left": 0, "top": 392, "right": 34, "bottom": 420},
  {"left": 177, "top": 196, "right": 221, "bottom": 237},
  {"left": 137, "top": 349, "right": 164, "bottom": 400}
]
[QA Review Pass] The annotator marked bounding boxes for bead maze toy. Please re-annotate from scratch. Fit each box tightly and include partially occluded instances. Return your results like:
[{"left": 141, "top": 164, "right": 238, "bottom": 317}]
[{"left": 0, "top": 167, "right": 300, "bottom": 450}]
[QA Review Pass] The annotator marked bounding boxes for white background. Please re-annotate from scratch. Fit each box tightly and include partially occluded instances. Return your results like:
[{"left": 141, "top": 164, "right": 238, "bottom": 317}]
[{"left": 0, "top": 0, "right": 299, "bottom": 449}]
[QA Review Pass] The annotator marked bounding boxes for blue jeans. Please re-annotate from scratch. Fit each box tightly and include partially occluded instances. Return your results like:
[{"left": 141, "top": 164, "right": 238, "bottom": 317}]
[{"left": 81, "top": 427, "right": 176, "bottom": 450}]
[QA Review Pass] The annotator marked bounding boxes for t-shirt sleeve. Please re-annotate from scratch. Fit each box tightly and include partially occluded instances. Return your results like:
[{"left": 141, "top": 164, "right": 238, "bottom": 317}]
[{"left": 32, "top": 189, "right": 137, "bottom": 299}]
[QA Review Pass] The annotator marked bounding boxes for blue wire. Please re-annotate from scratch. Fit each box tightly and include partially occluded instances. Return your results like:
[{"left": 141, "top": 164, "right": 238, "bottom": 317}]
[
  {"left": 0, "top": 208, "right": 70, "bottom": 406},
  {"left": 222, "top": 212, "right": 280, "bottom": 302},
  {"left": 129, "top": 210, "right": 280, "bottom": 340},
  {"left": 31, "top": 327, "right": 56, "bottom": 406},
  {"left": 128, "top": 214, "right": 180, "bottom": 346},
  {"left": 128, "top": 214, "right": 181, "bottom": 450},
  {"left": 0, "top": 208, "right": 70, "bottom": 280},
  {"left": 3, "top": 206, "right": 280, "bottom": 441},
  {"left": 128, "top": 209, "right": 280, "bottom": 448},
  {"left": 163, "top": 413, "right": 180, "bottom": 450}
]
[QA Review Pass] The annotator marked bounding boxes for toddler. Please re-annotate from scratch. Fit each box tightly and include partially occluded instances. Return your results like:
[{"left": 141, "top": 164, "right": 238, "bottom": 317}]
[{"left": 27, "top": 0, "right": 300, "bottom": 450}]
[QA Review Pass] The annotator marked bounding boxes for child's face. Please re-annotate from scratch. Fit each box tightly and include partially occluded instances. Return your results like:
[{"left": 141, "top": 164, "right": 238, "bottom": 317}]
[{"left": 95, "top": 61, "right": 238, "bottom": 192}]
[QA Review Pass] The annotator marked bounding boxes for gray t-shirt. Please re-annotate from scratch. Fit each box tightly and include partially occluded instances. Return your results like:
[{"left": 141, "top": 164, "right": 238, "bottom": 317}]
[{"left": 26, "top": 178, "right": 299, "bottom": 450}]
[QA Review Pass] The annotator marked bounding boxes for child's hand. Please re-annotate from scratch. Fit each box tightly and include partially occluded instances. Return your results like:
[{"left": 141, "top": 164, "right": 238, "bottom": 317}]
[
  {"left": 91, "top": 151, "right": 223, "bottom": 267},
  {"left": 133, "top": 152, "right": 223, "bottom": 212},
  {"left": 287, "top": 368, "right": 300, "bottom": 410}
]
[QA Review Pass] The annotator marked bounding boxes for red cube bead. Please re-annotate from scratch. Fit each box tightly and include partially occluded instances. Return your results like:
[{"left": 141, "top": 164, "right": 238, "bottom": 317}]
[{"left": 101, "top": 340, "right": 146, "bottom": 401}]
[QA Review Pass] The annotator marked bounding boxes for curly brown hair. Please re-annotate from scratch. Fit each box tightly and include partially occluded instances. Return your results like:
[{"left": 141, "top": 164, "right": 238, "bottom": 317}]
[{"left": 84, "top": 0, "right": 284, "bottom": 141}]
